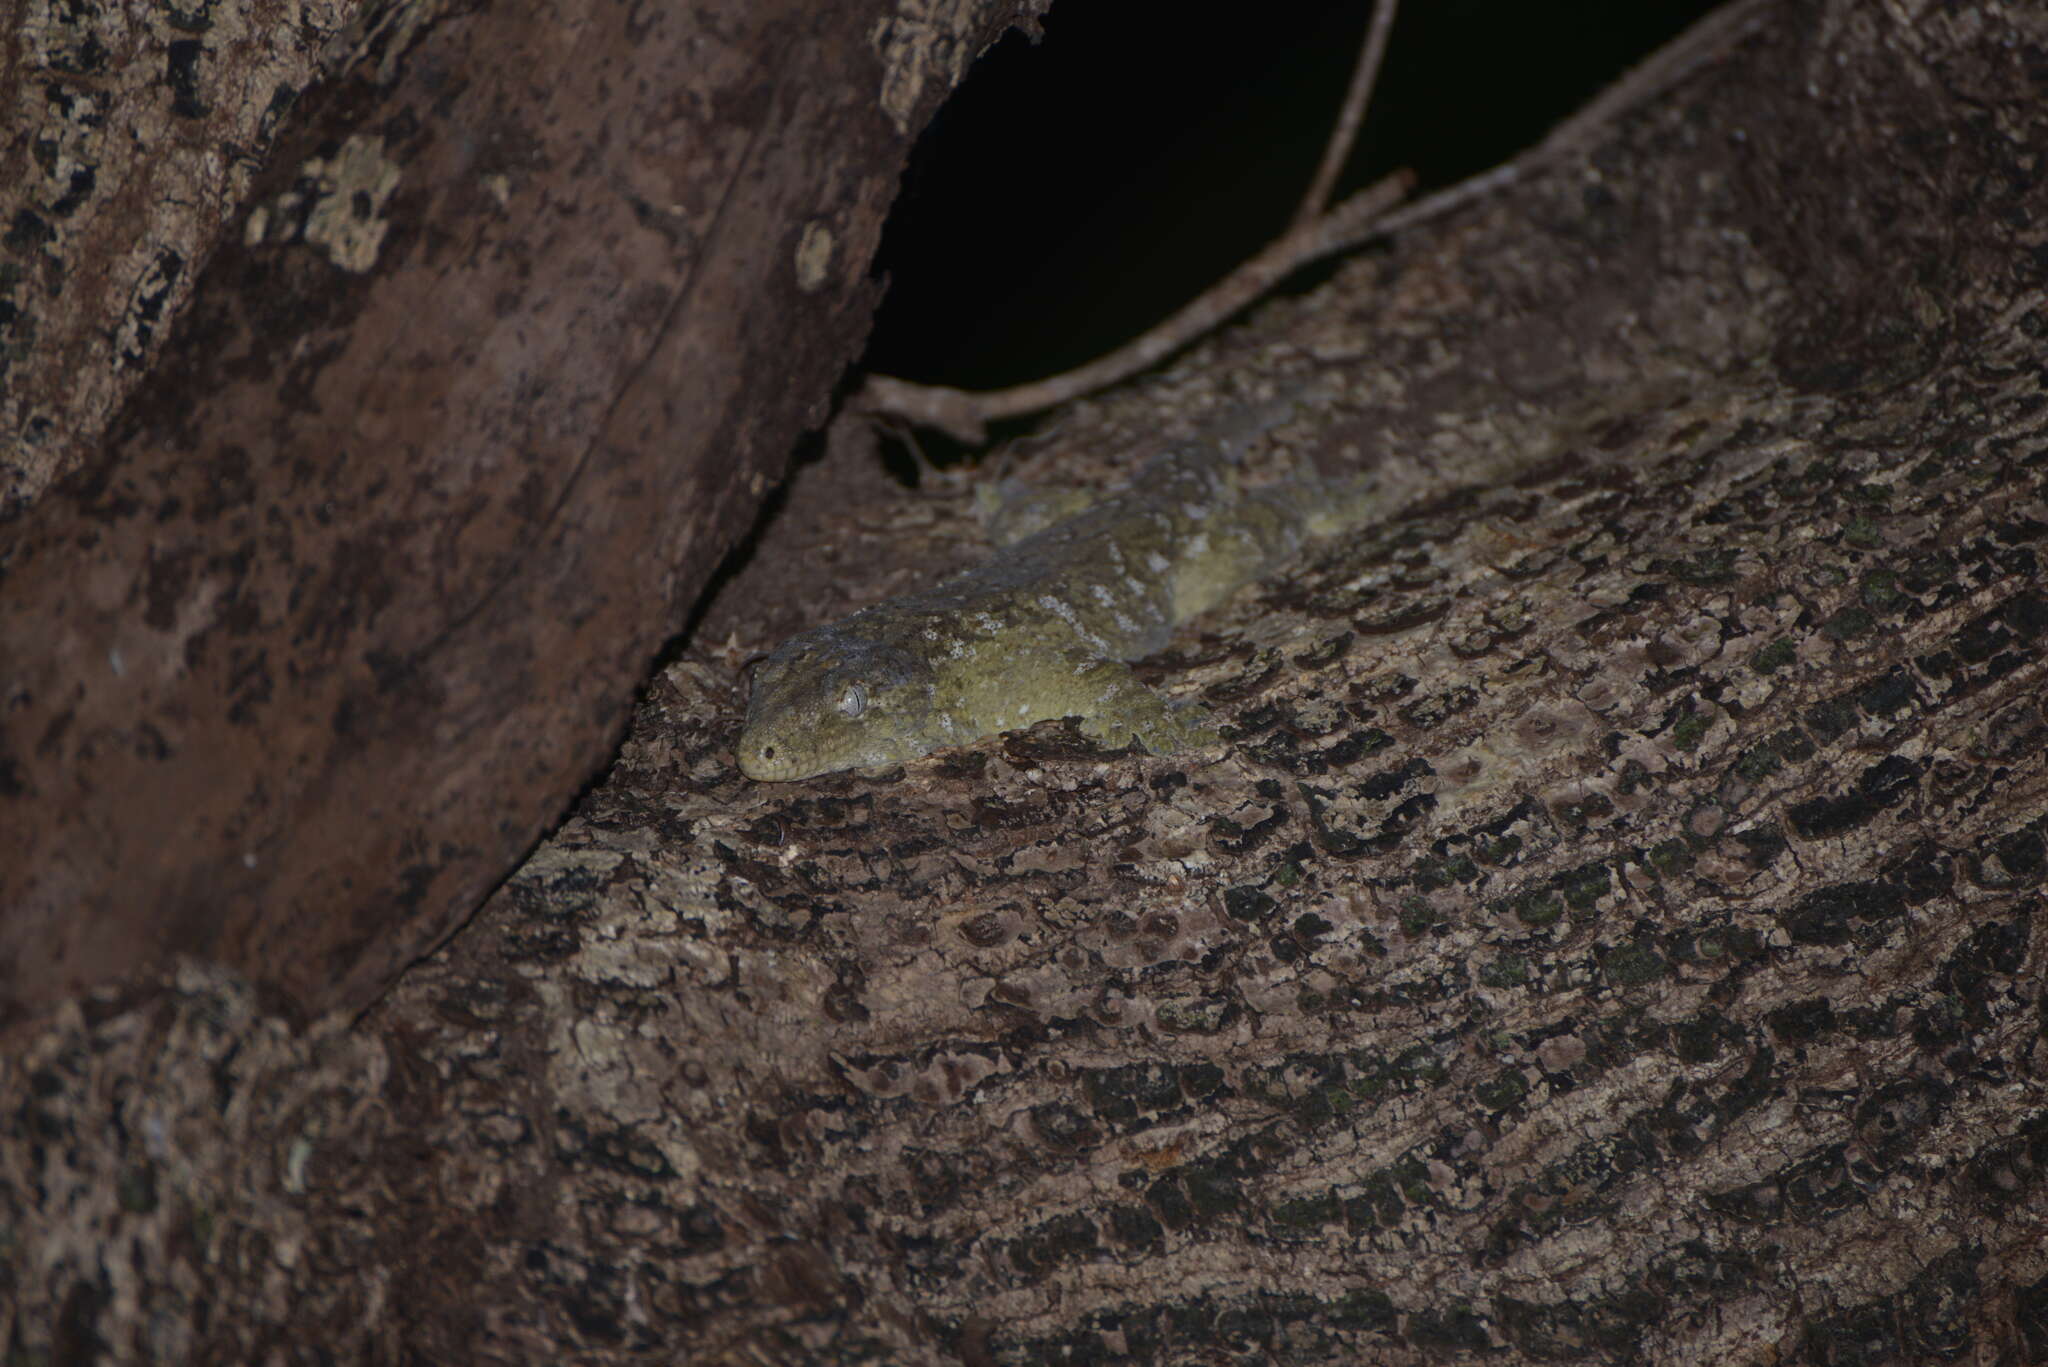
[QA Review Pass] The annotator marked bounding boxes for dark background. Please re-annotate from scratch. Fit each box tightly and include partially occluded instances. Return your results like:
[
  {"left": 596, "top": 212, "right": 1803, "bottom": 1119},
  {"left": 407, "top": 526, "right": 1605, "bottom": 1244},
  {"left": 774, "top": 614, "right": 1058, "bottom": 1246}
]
[{"left": 862, "top": 0, "right": 1724, "bottom": 397}]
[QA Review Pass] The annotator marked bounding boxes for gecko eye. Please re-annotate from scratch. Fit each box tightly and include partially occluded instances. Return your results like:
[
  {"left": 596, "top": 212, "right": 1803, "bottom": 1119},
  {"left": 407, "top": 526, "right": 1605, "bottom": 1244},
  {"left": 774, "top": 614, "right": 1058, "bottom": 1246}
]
[{"left": 836, "top": 683, "right": 868, "bottom": 718}]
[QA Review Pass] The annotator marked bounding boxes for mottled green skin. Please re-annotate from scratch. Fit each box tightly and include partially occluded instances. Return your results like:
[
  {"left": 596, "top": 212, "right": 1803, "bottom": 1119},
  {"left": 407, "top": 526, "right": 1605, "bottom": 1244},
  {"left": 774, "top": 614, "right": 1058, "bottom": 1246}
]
[{"left": 739, "top": 446, "right": 1335, "bottom": 781}]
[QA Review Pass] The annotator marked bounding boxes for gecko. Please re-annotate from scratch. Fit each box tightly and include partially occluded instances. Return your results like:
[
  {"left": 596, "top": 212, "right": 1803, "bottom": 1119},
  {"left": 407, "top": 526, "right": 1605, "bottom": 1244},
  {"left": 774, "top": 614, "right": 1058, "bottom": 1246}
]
[{"left": 737, "top": 418, "right": 1364, "bottom": 782}]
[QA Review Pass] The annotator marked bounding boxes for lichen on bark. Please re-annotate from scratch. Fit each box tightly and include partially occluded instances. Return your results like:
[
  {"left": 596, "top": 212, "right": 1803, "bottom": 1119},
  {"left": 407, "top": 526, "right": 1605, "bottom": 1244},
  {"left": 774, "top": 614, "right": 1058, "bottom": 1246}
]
[{"left": 0, "top": 0, "right": 360, "bottom": 513}]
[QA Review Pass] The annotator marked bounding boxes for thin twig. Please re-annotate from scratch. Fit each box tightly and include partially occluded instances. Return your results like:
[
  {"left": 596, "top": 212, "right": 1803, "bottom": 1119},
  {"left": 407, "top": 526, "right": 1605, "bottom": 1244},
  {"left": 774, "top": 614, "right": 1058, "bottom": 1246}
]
[
  {"left": 859, "top": 173, "right": 1412, "bottom": 443},
  {"left": 859, "top": 0, "right": 1777, "bottom": 445},
  {"left": 1365, "top": 0, "right": 1776, "bottom": 241},
  {"left": 1294, "top": 0, "right": 1400, "bottom": 227}
]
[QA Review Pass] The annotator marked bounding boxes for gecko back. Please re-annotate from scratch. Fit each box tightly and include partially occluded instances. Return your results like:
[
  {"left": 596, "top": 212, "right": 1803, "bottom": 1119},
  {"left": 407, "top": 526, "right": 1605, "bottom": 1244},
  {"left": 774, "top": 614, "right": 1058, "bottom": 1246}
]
[{"left": 738, "top": 445, "right": 1341, "bottom": 781}]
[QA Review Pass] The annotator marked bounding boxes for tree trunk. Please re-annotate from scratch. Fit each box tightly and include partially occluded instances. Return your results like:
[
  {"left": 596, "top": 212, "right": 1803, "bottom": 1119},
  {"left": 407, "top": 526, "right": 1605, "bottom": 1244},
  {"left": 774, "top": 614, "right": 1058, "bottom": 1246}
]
[
  {"left": 0, "top": 0, "right": 1030, "bottom": 1025},
  {"left": 1, "top": 0, "right": 358, "bottom": 515},
  {"left": 8, "top": 0, "right": 2048, "bottom": 1362}
]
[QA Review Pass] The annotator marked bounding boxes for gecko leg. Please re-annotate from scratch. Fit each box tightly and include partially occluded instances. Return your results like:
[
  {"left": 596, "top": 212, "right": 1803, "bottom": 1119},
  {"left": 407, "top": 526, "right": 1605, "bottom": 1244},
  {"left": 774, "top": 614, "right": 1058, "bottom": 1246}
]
[{"left": 1060, "top": 656, "right": 1224, "bottom": 758}]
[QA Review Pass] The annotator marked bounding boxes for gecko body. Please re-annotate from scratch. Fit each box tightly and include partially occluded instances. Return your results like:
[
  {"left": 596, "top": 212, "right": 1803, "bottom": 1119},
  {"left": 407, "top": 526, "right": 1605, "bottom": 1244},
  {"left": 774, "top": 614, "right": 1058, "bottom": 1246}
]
[{"left": 738, "top": 443, "right": 1355, "bottom": 781}]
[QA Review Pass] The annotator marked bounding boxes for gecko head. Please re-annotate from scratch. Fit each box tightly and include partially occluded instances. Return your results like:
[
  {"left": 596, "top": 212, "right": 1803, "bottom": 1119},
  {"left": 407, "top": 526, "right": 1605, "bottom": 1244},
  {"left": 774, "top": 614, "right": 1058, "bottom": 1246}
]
[{"left": 737, "top": 630, "right": 939, "bottom": 781}]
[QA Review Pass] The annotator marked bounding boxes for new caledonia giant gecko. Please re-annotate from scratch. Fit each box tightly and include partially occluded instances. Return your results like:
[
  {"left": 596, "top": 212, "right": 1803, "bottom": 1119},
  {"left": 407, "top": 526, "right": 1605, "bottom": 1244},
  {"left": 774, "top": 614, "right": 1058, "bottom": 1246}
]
[{"left": 737, "top": 402, "right": 1371, "bottom": 781}]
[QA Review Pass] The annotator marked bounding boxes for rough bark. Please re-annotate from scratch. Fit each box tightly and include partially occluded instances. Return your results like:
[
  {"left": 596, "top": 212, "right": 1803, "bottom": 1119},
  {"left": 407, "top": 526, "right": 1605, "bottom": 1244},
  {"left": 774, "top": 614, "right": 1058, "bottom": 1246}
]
[
  {"left": 9, "top": 0, "right": 2048, "bottom": 1362},
  {"left": 0, "top": 0, "right": 361, "bottom": 515},
  {"left": 0, "top": 0, "right": 1033, "bottom": 1026}
]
